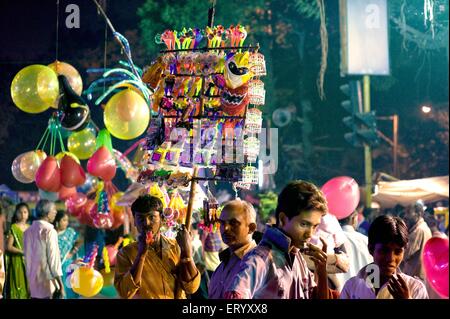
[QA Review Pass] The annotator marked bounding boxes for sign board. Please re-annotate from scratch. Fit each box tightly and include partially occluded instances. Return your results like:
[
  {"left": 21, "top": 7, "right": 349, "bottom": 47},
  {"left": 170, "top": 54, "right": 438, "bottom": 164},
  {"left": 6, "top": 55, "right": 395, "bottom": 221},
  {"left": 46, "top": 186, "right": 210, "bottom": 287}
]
[{"left": 340, "top": 0, "right": 390, "bottom": 75}]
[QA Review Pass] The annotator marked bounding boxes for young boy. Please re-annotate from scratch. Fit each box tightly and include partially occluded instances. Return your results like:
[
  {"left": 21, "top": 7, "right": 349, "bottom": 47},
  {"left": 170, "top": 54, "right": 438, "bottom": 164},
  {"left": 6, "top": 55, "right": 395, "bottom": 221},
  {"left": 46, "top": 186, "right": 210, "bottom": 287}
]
[
  {"left": 340, "top": 215, "right": 428, "bottom": 299},
  {"left": 224, "top": 180, "right": 331, "bottom": 299}
]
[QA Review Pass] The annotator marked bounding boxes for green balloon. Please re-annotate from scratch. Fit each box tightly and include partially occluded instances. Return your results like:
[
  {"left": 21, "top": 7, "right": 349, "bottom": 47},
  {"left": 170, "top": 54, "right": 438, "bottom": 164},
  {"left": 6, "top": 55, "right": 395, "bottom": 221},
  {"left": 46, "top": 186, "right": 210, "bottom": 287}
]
[{"left": 100, "top": 285, "right": 118, "bottom": 297}]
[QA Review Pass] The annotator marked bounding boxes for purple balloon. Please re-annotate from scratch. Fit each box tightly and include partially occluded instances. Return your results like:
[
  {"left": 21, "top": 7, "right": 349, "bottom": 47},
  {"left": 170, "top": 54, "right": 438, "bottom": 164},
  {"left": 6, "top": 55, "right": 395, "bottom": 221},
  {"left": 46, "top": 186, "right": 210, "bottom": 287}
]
[
  {"left": 423, "top": 237, "right": 449, "bottom": 298},
  {"left": 321, "top": 176, "right": 360, "bottom": 220}
]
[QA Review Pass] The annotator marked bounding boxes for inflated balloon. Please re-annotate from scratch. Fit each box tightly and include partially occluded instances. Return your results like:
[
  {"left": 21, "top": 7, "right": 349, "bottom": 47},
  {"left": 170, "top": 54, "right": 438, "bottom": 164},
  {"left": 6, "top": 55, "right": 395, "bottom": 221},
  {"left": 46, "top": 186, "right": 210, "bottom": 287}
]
[
  {"left": 110, "top": 192, "right": 125, "bottom": 211},
  {"left": 100, "top": 284, "right": 118, "bottom": 298},
  {"left": 11, "top": 65, "right": 59, "bottom": 114},
  {"left": 321, "top": 176, "right": 360, "bottom": 220},
  {"left": 77, "top": 174, "right": 99, "bottom": 194},
  {"left": 55, "top": 151, "right": 80, "bottom": 164},
  {"left": 70, "top": 266, "right": 103, "bottom": 298},
  {"left": 38, "top": 189, "right": 59, "bottom": 201},
  {"left": 57, "top": 75, "right": 90, "bottom": 131},
  {"left": 11, "top": 152, "right": 35, "bottom": 184},
  {"left": 87, "top": 146, "right": 117, "bottom": 181},
  {"left": 105, "top": 245, "right": 119, "bottom": 266},
  {"left": 423, "top": 237, "right": 449, "bottom": 298},
  {"left": 67, "top": 128, "right": 97, "bottom": 160},
  {"left": 104, "top": 89, "right": 150, "bottom": 140},
  {"left": 77, "top": 200, "right": 96, "bottom": 226},
  {"left": 58, "top": 185, "right": 77, "bottom": 200},
  {"left": 111, "top": 209, "right": 125, "bottom": 230},
  {"left": 35, "top": 156, "right": 61, "bottom": 192},
  {"left": 18, "top": 151, "right": 45, "bottom": 181},
  {"left": 60, "top": 155, "right": 86, "bottom": 187},
  {"left": 48, "top": 61, "right": 83, "bottom": 96},
  {"left": 65, "top": 193, "right": 87, "bottom": 216}
]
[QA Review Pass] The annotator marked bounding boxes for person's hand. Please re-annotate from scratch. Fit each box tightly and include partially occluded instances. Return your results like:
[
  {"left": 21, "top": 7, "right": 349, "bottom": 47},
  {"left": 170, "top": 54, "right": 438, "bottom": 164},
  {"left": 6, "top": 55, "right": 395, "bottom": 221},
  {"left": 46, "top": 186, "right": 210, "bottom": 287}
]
[
  {"left": 305, "top": 238, "right": 328, "bottom": 272},
  {"left": 176, "top": 225, "right": 192, "bottom": 258},
  {"left": 137, "top": 232, "right": 150, "bottom": 256},
  {"left": 387, "top": 274, "right": 410, "bottom": 299}
]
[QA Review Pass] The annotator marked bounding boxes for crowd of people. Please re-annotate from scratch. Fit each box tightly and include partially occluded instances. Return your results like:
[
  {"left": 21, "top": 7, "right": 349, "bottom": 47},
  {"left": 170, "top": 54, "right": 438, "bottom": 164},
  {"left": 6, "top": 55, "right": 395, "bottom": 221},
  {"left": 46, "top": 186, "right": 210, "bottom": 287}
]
[{"left": 0, "top": 179, "right": 448, "bottom": 299}]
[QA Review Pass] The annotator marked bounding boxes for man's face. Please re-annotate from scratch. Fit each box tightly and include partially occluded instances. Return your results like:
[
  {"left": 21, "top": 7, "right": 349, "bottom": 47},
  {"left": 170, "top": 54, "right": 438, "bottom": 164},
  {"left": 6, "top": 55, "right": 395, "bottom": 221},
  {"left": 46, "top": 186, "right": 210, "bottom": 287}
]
[
  {"left": 279, "top": 210, "right": 322, "bottom": 248},
  {"left": 219, "top": 206, "right": 255, "bottom": 251},
  {"left": 371, "top": 242, "right": 404, "bottom": 278},
  {"left": 134, "top": 210, "right": 161, "bottom": 235},
  {"left": 403, "top": 206, "right": 418, "bottom": 229},
  {"left": 47, "top": 204, "right": 57, "bottom": 223}
]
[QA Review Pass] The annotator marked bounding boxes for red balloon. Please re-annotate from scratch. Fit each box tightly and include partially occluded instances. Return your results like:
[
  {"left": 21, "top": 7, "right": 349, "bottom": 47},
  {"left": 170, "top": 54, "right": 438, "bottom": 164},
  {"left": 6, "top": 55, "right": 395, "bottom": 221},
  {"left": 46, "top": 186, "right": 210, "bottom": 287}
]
[
  {"left": 110, "top": 209, "right": 125, "bottom": 229},
  {"left": 60, "top": 155, "right": 86, "bottom": 187},
  {"left": 105, "top": 245, "right": 118, "bottom": 266},
  {"left": 87, "top": 146, "right": 117, "bottom": 181},
  {"left": 35, "top": 156, "right": 61, "bottom": 192},
  {"left": 59, "top": 185, "right": 77, "bottom": 200},
  {"left": 65, "top": 193, "right": 87, "bottom": 216},
  {"left": 78, "top": 200, "right": 96, "bottom": 227},
  {"left": 423, "top": 237, "right": 449, "bottom": 298},
  {"left": 321, "top": 176, "right": 360, "bottom": 220}
]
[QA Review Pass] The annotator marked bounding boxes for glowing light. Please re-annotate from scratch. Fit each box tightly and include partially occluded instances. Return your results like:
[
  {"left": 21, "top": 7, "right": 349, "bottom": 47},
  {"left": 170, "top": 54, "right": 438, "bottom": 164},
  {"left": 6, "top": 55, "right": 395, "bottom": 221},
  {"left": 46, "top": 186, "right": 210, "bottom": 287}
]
[{"left": 421, "top": 105, "right": 432, "bottom": 114}]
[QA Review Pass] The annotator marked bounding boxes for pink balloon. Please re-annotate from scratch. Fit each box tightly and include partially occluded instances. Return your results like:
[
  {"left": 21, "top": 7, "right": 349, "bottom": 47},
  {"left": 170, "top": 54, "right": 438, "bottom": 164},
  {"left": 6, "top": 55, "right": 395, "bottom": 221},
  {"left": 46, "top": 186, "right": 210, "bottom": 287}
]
[
  {"left": 65, "top": 193, "right": 87, "bottom": 216},
  {"left": 321, "top": 176, "right": 360, "bottom": 220},
  {"left": 59, "top": 185, "right": 77, "bottom": 200},
  {"left": 87, "top": 146, "right": 117, "bottom": 181},
  {"left": 423, "top": 237, "right": 449, "bottom": 298},
  {"left": 106, "top": 245, "right": 118, "bottom": 266}
]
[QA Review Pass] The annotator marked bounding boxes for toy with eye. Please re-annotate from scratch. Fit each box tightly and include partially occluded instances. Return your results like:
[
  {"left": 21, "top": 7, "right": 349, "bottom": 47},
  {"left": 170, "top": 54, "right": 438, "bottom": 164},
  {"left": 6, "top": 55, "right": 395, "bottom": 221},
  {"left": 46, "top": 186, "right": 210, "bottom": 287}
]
[
  {"left": 244, "top": 108, "right": 263, "bottom": 135},
  {"left": 248, "top": 79, "right": 265, "bottom": 106}
]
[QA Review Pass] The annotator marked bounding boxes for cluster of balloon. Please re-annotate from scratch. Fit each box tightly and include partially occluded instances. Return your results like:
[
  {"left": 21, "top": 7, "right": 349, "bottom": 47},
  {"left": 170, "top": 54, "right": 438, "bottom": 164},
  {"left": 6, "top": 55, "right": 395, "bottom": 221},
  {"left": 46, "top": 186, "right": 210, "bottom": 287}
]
[
  {"left": 57, "top": 75, "right": 90, "bottom": 132},
  {"left": 104, "top": 89, "right": 150, "bottom": 140},
  {"left": 11, "top": 150, "right": 47, "bottom": 184},
  {"left": 11, "top": 65, "right": 59, "bottom": 114},
  {"left": 321, "top": 176, "right": 360, "bottom": 220},
  {"left": 423, "top": 237, "right": 449, "bottom": 298},
  {"left": 48, "top": 61, "right": 83, "bottom": 96},
  {"left": 70, "top": 246, "right": 103, "bottom": 298}
]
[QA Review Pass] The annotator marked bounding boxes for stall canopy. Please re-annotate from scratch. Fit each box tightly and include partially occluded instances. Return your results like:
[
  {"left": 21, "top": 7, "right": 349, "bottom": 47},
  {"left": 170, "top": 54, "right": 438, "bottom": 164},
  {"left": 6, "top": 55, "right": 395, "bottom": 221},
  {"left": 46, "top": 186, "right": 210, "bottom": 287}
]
[{"left": 373, "top": 176, "right": 449, "bottom": 208}]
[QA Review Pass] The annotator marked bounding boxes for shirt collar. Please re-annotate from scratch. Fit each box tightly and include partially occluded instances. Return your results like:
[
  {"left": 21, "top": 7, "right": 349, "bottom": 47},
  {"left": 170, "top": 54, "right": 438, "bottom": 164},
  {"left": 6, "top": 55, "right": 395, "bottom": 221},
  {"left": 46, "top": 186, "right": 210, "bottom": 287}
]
[
  {"left": 342, "top": 225, "right": 355, "bottom": 232},
  {"left": 262, "top": 226, "right": 292, "bottom": 253},
  {"left": 34, "top": 219, "right": 54, "bottom": 229},
  {"left": 219, "top": 240, "right": 257, "bottom": 262}
]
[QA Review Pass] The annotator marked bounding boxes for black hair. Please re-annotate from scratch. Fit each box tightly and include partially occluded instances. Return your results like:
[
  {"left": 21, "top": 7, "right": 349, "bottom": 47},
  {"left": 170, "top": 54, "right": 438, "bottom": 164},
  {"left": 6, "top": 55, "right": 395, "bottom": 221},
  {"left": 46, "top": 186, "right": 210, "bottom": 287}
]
[
  {"left": 275, "top": 180, "right": 328, "bottom": 225},
  {"left": 339, "top": 210, "right": 358, "bottom": 226},
  {"left": 131, "top": 195, "right": 163, "bottom": 216},
  {"left": 53, "top": 210, "right": 69, "bottom": 227},
  {"left": 12, "top": 202, "right": 30, "bottom": 224},
  {"left": 423, "top": 213, "right": 438, "bottom": 229},
  {"left": 368, "top": 215, "right": 409, "bottom": 251}
]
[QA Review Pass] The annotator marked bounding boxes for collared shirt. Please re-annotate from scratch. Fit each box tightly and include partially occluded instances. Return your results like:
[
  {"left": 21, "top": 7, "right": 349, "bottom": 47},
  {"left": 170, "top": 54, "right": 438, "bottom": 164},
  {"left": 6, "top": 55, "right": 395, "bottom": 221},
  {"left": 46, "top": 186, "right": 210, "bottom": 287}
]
[
  {"left": 401, "top": 218, "right": 432, "bottom": 280},
  {"left": 208, "top": 240, "right": 257, "bottom": 299},
  {"left": 23, "top": 220, "right": 63, "bottom": 299},
  {"left": 225, "top": 226, "right": 316, "bottom": 299},
  {"left": 114, "top": 235, "right": 200, "bottom": 299},
  {"left": 340, "top": 264, "right": 428, "bottom": 299},
  {"left": 333, "top": 225, "right": 373, "bottom": 291}
]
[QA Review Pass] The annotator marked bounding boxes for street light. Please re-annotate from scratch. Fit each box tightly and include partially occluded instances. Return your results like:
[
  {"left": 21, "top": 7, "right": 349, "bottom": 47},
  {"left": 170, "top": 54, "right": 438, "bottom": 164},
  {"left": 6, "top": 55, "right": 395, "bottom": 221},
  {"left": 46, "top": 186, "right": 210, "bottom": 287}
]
[{"left": 421, "top": 105, "right": 432, "bottom": 114}]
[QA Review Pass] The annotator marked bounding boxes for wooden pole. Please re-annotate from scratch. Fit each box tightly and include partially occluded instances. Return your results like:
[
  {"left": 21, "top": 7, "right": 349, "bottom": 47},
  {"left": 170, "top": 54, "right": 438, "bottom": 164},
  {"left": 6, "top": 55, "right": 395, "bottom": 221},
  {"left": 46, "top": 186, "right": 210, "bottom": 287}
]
[{"left": 185, "top": 167, "right": 199, "bottom": 230}]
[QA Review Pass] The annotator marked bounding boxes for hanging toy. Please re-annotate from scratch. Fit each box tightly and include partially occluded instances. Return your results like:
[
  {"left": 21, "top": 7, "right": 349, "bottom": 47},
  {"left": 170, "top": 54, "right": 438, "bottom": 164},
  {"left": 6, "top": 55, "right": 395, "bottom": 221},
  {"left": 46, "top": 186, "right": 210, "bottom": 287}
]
[
  {"left": 90, "top": 181, "right": 114, "bottom": 229},
  {"left": 57, "top": 75, "right": 91, "bottom": 131}
]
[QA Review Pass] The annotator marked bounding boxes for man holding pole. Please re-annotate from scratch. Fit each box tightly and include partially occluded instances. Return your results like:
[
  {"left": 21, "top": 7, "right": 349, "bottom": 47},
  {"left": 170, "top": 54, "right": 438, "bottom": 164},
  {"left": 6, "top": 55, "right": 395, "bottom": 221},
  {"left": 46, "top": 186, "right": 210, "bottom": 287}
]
[{"left": 114, "top": 194, "right": 200, "bottom": 299}]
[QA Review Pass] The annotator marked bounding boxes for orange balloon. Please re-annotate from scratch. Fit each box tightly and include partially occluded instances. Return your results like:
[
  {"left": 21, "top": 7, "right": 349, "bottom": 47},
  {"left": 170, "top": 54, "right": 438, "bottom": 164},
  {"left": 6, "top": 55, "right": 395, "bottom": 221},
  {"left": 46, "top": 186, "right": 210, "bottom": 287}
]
[{"left": 48, "top": 61, "right": 83, "bottom": 96}]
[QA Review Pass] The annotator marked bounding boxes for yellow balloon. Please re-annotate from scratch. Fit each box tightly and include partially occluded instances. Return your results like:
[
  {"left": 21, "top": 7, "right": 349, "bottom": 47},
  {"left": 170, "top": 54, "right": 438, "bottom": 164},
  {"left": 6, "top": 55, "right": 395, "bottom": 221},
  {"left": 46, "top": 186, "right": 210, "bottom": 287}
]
[
  {"left": 11, "top": 65, "right": 59, "bottom": 113},
  {"left": 104, "top": 89, "right": 150, "bottom": 140},
  {"left": 48, "top": 61, "right": 83, "bottom": 96},
  {"left": 70, "top": 267, "right": 104, "bottom": 298},
  {"left": 19, "top": 151, "right": 45, "bottom": 181},
  {"left": 55, "top": 151, "right": 80, "bottom": 164},
  {"left": 110, "top": 192, "right": 125, "bottom": 212},
  {"left": 67, "top": 128, "right": 97, "bottom": 160}
]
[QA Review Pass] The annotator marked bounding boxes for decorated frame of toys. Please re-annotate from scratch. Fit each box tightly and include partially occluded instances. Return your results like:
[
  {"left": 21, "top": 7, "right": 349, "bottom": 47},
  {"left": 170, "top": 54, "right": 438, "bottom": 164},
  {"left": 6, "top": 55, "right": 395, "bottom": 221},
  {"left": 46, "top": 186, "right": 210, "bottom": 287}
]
[{"left": 134, "top": 23, "right": 267, "bottom": 232}]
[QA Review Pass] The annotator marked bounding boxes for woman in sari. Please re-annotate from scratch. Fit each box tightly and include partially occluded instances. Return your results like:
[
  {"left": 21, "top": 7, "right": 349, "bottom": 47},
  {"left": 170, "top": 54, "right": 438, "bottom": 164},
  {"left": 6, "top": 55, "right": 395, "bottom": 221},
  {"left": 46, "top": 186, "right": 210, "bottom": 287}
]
[
  {"left": 4, "top": 203, "right": 30, "bottom": 299},
  {"left": 54, "top": 211, "right": 82, "bottom": 299}
]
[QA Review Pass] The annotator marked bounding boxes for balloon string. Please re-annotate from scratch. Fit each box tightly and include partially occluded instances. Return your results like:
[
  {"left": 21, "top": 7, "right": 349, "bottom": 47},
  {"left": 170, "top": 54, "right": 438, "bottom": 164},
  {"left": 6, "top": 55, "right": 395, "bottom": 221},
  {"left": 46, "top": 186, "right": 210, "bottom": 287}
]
[
  {"left": 121, "top": 138, "right": 146, "bottom": 158},
  {"left": 103, "top": 0, "right": 108, "bottom": 94},
  {"left": 58, "top": 129, "right": 65, "bottom": 153},
  {"left": 55, "top": 0, "right": 60, "bottom": 62},
  {"left": 36, "top": 128, "right": 50, "bottom": 151}
]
